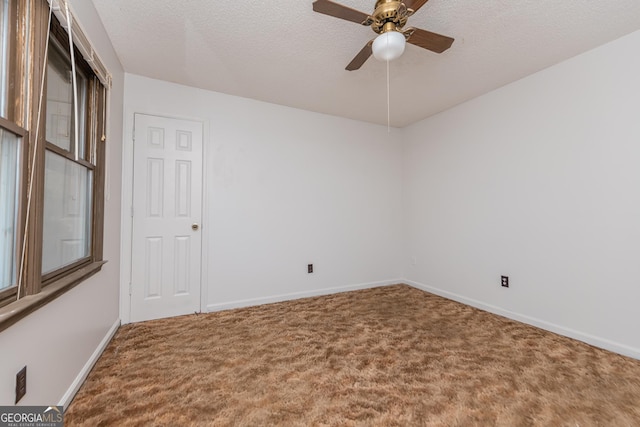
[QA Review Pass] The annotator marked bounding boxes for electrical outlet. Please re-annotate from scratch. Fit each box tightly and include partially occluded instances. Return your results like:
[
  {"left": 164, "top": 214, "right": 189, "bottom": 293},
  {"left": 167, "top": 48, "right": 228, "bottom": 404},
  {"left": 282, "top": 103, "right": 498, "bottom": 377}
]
[
  {"left": 307, "top": 264, "right": 313, "bottom": 274},
  {"left": 16, "top": 366, "right": 26, "bottom": 404},
  {"left": 501, "top": 276, "right": 509, "bottom": 288}
]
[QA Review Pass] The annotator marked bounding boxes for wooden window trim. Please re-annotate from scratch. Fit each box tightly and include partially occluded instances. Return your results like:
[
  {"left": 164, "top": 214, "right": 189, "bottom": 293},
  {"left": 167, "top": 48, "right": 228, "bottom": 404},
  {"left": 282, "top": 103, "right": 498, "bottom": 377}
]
[
  {"left": 0, "top": 116, "right": 27, "bottom": 137},
  {"left": 42, "top": 256, "right": 92, "bottom": 283},
  {"left": 0, "top": 287, "right": 17, "bottom": 309},
  {"left": 0, "top": 119, "right": 27, "bottom": 309},
  {"left": 37, "top": 13, "right": 105, "bottom": 285},
  {"left": 0, "top": 261, "right": 105, "bottom": 332},
  {"left": 45, "top": 142, "right": 95, "bottom": 169},
  {"left": 0, "top": 2, "right": 108, "bottom": 330},
  {"left": 4, "top": 0, "right": 18, "bottom": 122}
]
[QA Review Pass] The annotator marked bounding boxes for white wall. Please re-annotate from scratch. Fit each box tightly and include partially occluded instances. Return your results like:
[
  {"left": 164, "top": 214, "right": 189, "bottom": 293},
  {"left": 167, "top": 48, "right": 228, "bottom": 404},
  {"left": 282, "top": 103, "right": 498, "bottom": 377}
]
[
  {"left": 402, "top": 30, "right": 640, "bottom": 358},
  {"left": 121, "top": 75, "right": 403, "bottom": 320},
  {"left": 0, "top": 1, "right": 124, "bottom": 406}
]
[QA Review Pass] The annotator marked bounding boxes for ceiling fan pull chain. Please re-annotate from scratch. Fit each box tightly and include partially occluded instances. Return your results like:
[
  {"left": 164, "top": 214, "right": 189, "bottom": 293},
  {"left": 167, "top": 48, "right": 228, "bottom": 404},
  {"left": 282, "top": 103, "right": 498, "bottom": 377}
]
[{"left": 387, "top": 59, "right": 391, "bottom": 133}]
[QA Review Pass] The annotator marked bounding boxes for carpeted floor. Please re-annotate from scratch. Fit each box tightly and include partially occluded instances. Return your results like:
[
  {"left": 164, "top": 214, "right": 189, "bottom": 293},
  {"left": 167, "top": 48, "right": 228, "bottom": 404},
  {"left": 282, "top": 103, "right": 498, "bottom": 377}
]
[{"left": 66, "top": 285, "right": 640, "bottom": 426}]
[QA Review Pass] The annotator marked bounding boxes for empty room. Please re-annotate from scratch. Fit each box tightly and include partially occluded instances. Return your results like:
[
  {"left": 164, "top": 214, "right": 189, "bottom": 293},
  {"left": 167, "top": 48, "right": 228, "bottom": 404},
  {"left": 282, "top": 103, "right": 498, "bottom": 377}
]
[{"left": 1, "top": 0, "right": 639, "bottom": 425}]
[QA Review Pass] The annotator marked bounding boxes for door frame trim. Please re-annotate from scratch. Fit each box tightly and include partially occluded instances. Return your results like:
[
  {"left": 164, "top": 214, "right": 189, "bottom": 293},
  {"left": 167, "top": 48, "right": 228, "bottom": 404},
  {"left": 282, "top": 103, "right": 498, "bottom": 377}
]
[{"left": 120, "top": 110, "right": 209, "bottom": 324}]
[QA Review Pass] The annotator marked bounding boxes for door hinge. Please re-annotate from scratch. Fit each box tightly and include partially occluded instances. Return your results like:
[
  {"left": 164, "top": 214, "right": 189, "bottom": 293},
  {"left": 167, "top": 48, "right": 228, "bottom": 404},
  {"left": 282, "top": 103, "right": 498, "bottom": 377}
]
[
  {"left": 130, "top": 206, "right": 134, "bottom": 217},
  {"left": 128, "top": 282, "right": 132, "bottom": 295}
]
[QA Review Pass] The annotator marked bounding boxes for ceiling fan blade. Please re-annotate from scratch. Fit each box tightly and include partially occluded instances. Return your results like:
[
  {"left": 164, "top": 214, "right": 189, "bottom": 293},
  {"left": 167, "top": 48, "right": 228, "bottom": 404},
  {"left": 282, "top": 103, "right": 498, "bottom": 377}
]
[
  {"left": 403, "top": 0, "right": 430, "bottom": 13},
  {"left": 405, "top": 27, "right": 454, "bottom": 53},
  {"left": 346, "top": 40, "right": 374, "bottom": 71},
  {"left": 312, "top": 0, "right": 371, "bottom": 25}
]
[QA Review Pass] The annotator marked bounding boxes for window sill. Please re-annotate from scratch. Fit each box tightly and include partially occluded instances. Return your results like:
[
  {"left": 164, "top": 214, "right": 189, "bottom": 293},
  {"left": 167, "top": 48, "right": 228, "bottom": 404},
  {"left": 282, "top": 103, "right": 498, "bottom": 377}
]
[{"left": 0, "top": 260, "right": 106, "bottom": 333}]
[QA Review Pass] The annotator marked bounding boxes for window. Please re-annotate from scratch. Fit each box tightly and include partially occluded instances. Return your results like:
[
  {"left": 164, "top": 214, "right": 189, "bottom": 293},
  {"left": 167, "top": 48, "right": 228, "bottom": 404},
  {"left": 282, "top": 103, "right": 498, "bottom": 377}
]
[
  {"left": 0, "top": 0, "right": 109, "bottom": 330},
  {"left": 0, "top": 128, "right": 20, "bottom": 291},
  {"left": 42, "top": 151, "right": 93, "bottom": 274},
  {"left": 42, "top": 35, "right": 94, "bottom": 276},
  {"left": 0, "top": 0, "right": 12, "bottom": 118},
  {"left": 0, "top": 0, "right": 22, "bottom": 305}
]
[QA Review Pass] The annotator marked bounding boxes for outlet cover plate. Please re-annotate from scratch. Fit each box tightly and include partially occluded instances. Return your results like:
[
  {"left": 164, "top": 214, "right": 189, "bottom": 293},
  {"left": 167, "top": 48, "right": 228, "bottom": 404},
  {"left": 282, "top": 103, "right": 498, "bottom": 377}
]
[
  {"left": 16, "top": 366, "right": 26, "bottom": 403},
  {"left": 501, "top": 276, "right": 509, "bottom": 288}
]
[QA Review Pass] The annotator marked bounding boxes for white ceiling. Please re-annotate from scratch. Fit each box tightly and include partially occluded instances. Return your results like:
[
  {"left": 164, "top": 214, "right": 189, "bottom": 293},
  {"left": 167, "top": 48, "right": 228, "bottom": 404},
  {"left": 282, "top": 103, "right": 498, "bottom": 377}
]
[{"left": 91, "top": 0, "right": 640, "bottom": 127}]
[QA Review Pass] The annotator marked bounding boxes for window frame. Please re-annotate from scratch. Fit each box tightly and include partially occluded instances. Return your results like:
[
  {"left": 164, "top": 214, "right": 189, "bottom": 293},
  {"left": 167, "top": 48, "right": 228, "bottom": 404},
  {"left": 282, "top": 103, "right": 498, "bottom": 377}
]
[
  {"left": 0, "top": 116, "right": 28, "bottom": 304},
  {"left": 42, "top": 20, "right": 96, "bottom": 282},
  {"left": 0, "top": 0, "right": 107, "bottom": 331}
]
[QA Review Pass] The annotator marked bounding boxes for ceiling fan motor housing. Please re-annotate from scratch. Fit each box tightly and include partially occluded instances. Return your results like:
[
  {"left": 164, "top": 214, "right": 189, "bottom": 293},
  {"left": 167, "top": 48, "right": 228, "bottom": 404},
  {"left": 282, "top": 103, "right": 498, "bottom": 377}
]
[
  {"left": 311, "top": 0, "right": 455, "bottom": 70},
  {"left": 371, "top": 0, "right": 412, "bottom": 34}
]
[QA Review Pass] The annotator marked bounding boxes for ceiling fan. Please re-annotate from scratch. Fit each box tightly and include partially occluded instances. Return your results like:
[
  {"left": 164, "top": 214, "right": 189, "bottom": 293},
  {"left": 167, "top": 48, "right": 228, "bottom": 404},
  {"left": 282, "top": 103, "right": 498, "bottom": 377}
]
[{"left": 312, "top": 0, "right": 454, "bottom": 70}]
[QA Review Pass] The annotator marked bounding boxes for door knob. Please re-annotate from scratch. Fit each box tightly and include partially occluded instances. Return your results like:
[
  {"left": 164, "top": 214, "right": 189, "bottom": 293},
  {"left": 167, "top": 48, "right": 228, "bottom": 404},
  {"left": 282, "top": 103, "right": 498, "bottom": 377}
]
[{"left": 192, "top": 223, "right": 199, "bottom": 231}]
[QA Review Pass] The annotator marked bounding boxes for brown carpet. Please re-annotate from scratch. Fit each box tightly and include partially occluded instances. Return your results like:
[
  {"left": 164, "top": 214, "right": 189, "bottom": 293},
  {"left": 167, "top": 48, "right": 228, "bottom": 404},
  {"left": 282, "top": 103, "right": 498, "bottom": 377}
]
[{"left": 66, "top": 285, "right": 640, "bottom": 426}]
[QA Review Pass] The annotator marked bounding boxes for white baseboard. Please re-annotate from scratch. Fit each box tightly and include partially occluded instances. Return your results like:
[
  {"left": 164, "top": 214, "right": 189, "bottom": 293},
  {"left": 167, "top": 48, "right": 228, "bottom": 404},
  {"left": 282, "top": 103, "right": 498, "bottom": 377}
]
[
  {"left": 404, "top": 279, "right": 640, "bottom": 360},
  {"left": 59, "top": 318, "right": 121, "bottom": 409},
  {"left": 206, "top": 279, "right": 401, "bottom": 312}
]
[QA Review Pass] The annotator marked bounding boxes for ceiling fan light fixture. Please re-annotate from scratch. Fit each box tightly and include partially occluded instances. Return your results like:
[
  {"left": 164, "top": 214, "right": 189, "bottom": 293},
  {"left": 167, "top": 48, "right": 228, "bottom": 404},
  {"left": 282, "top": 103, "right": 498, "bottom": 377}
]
[{"left": 372, "top": 30, "right": 406, "bottom": 62}]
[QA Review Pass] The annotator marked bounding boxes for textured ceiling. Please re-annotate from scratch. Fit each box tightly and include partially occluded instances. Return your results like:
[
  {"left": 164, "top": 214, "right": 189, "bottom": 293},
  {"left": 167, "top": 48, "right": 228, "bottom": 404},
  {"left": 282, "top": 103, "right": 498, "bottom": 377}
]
[{"left": 91, "top": 0, "right": 640, "bottom": 127}]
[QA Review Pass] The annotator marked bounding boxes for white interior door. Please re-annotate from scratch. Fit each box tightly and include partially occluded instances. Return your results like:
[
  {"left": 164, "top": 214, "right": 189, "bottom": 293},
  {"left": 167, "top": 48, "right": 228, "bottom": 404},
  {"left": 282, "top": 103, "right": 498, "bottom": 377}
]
[{"left": 131, "top": 114, "right": 203, "bottom": 322}]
